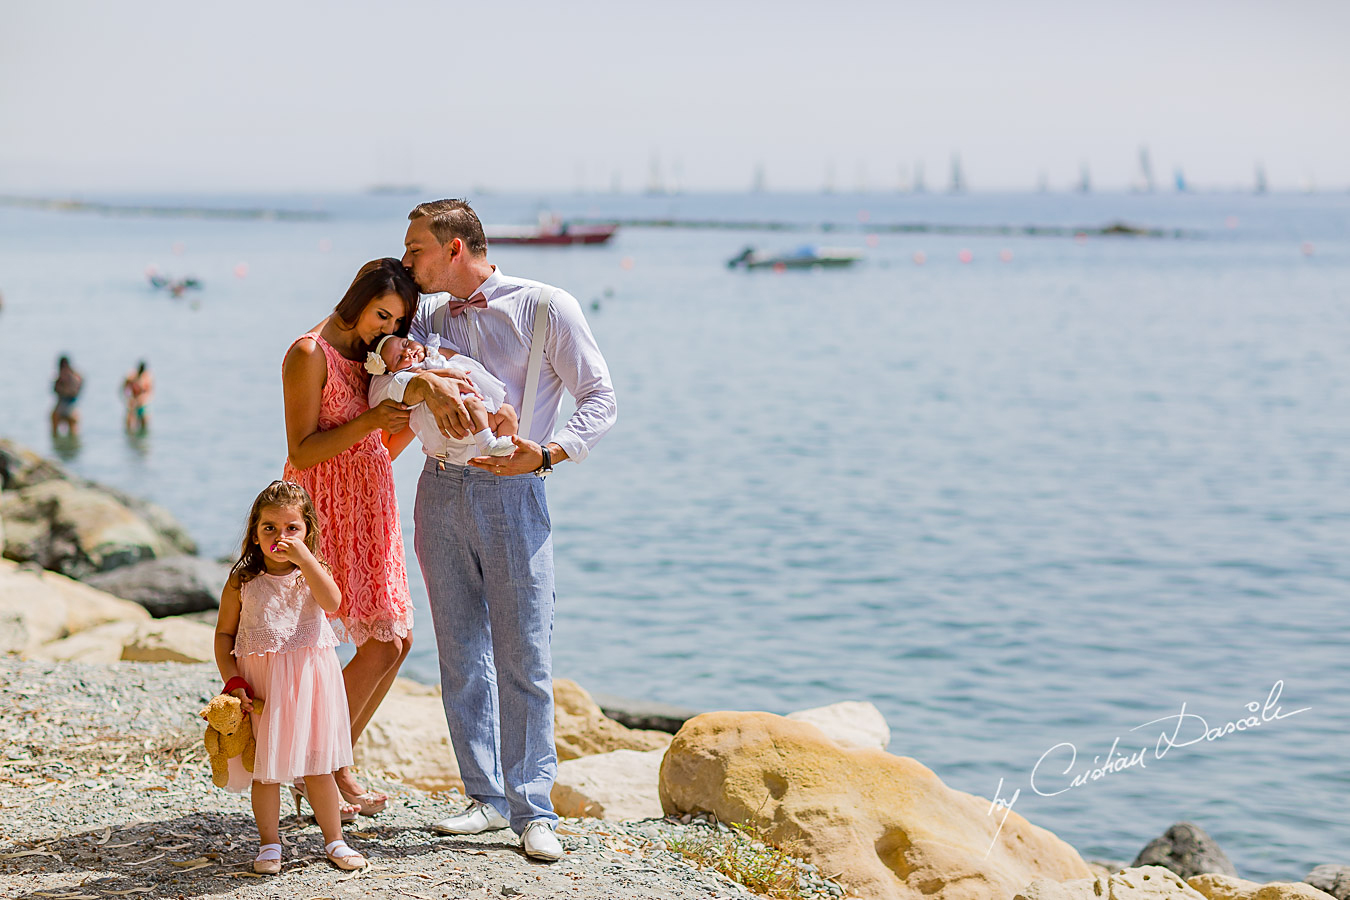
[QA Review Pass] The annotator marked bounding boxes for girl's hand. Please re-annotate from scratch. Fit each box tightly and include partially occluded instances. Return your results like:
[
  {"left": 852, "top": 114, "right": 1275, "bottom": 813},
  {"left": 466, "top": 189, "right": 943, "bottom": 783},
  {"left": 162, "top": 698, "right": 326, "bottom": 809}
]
[
  {"left": 229, "top": 687, "right": 254, "bottom": 714},
  {"left": 270, "top": 536, "right": 315, "bottom": 567},
  {"left": 363, "top": 399, "right": 411, "bottom": 434}
]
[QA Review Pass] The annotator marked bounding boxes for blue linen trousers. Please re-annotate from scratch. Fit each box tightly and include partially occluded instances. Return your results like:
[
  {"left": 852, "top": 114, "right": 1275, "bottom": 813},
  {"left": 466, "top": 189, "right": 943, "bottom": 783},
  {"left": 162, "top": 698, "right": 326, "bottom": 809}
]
[{"left": 414, "top": 458, "right": 558, "bottom": 832}]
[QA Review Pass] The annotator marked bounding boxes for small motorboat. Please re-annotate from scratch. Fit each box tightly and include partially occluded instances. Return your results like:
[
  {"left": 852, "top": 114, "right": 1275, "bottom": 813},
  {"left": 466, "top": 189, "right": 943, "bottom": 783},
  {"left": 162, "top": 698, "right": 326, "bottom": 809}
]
[
  {"left": 727, "top": 245, "right": 863, "bottom": 270},
  {"left": 486, "top": 213, "right": 617, "bottom": 246}
]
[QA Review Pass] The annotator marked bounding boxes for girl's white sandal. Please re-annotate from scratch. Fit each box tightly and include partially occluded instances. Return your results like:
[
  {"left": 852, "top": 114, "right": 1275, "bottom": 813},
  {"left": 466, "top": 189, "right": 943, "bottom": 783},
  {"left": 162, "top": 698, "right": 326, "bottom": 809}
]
[
  {"left": 253, "top": 843, "right": 283, "bottom": 875},
  {"left": 325, "top": 839, "right": 366, "bottom": 871}
]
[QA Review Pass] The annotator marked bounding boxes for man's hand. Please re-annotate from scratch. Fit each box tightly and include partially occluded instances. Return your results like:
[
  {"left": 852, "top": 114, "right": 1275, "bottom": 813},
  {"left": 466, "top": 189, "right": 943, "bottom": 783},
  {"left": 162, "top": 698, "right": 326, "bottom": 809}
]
[
  {"left": 416, "top": 372, "right": 477, "bottom": 439},
  {"left": 421, "top": 368, "right": 482, "bottom": 399},
  {"left": 469, "top": 436, "right": 545, "bottom": 476}
]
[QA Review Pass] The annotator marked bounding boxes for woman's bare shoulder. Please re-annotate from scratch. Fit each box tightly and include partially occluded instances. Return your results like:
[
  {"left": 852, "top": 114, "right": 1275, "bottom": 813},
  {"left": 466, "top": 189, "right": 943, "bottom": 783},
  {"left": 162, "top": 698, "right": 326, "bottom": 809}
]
[{"left": 283, "top": 334, "right": 328, "bottom": 376}]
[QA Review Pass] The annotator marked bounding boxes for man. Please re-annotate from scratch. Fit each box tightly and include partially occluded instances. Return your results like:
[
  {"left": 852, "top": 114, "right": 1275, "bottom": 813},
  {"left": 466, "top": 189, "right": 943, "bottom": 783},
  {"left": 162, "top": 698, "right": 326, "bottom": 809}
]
[
  {"left": 51, "top": 355, "right": 83, "bottom": 437},
  {"left": 376, "top": 199, "right": 616, "bottom": 862}
]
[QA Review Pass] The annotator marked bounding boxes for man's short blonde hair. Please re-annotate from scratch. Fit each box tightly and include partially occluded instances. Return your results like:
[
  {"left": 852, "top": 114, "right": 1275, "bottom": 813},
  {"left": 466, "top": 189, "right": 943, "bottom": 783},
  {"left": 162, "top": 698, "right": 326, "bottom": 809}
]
[{"left": 408, "top": 199, "right": 488, "bottom": 257}]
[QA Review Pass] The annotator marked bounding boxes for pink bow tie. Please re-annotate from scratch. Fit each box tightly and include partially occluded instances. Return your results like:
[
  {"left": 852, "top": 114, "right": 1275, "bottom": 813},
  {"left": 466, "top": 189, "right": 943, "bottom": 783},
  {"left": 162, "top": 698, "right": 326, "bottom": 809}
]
[{"left": 444, "top": 294, "right": 488, "bottom": 317}]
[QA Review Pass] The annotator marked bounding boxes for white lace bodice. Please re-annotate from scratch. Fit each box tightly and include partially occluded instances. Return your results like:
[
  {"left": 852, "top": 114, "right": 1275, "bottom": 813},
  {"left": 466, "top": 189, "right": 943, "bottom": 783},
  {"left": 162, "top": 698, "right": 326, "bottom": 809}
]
[{"left": 234, "top": 569, "right": 340, "bottom": 657}]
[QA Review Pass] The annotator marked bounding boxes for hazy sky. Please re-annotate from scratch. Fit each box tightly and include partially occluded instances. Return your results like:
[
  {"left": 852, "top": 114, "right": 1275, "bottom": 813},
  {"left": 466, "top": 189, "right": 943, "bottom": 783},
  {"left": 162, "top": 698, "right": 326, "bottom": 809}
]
[{"left": 3, "top": 0, "right": 1348, "bottom": 193}]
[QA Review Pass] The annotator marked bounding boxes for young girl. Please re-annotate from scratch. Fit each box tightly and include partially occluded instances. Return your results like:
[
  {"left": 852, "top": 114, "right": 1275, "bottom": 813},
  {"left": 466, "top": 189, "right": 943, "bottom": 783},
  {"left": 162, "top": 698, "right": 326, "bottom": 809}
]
[{"left": 213, "top": 481, "right": 368, "bottom": 874}]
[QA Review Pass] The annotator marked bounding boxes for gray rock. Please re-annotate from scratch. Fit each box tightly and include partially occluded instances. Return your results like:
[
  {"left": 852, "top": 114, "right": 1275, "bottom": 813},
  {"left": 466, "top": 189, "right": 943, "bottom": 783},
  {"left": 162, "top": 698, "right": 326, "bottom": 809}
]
[
  {"left": 0, "top": 438, "right": 66, "bottom": 491},
  {"left": 591, "top": 691, "right": 701, "bottom": 734},
  {"left": 1131, "top": 822, "right": 1237, "bottom": 879},
  {"left": 85, "top": 556, "right": 230, "bottom": 617},
  {"left": 1307, "top": 864, "right": 1350, "bottom": 900},
  {"left": 0, "top": 442, "right": 195, "bottom": 578}
]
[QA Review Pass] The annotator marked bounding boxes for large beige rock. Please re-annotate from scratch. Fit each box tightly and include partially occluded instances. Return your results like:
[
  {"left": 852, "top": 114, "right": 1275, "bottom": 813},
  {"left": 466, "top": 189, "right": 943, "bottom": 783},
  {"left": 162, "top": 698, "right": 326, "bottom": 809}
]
[
  {"left": 787, "top": 700, "right": 891, "bottom": 750},
  {"left": 552, "top": 748, "right": 665, "bottom": 821},
  {"left": 28, "top": 620, "right": 145, "bottom": 662},
  {"left": 553, "top": 679, "right": 672, "bottom": 761},
  {"left": 1018, "top": 866, "right": 1206, "bottom": 899},
  {"left": 1188, "top": 874, "right": 1338, "bottom": 900},
  {"left": 62, "top": 574, "right": 153, "bottom": 633},
  {"left": 1, "top": 478, "right": 194, "bottom": 577},
  {"left": 121, "top": 615, "right": 217, "bottom": 663},
  {"left": 0, "top": 558, "right": 150, "bottom": 653},
  {"left": 354, "top": 677, "right": 462, "bottom": 792},
  {"left": 660, "top": 711, "right": 1092, "bottom": 900}
]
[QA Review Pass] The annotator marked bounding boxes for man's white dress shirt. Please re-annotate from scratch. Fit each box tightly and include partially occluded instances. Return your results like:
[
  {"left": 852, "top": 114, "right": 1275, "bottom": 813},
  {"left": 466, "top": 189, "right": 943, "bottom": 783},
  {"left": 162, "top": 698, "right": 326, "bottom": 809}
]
[{"left": 370, "top": 267, "right": 616, "bottom": 465}]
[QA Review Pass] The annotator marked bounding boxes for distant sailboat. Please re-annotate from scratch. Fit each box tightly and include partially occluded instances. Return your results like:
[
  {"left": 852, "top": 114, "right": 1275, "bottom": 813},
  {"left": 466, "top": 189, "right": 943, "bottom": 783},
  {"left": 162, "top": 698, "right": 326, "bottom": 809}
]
[
  {"left": 1174, "top": 168, "right": 1188, "bottom": 193},
  {"left": 1077, "top": 164, "right": 1091, "bottom": 194},
  {"left": 646, "top": 153, "right": 668, "bottom": 196},
  {"left": 1254, "top": 164, "right": 1268, "bottom": 195},
  {"left": 949, "top": 154, "right": 966, "bottom": 194},
  {"left": 1135, "top": 146, "right": 1156, "bottom": 192},
  {"left": 752, "top": 163, "right": 767, "bottom": 194}
]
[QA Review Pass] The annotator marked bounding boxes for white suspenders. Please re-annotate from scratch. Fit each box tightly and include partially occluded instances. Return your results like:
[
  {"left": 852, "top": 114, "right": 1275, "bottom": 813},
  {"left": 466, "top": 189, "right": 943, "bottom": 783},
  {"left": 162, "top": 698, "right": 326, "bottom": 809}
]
[{"left": 429, "top": 286, "right": 555, "bottom": 441}]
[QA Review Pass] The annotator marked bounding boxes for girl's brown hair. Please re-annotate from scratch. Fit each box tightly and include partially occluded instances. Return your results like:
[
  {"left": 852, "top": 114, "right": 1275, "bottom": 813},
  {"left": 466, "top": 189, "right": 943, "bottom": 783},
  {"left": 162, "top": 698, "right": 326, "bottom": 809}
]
[
  {"left": 332, "top": 258, "right": 419, "bottom": 338},
  {"left": 230, "top": 481, "right": 326, "bottom": 585}
]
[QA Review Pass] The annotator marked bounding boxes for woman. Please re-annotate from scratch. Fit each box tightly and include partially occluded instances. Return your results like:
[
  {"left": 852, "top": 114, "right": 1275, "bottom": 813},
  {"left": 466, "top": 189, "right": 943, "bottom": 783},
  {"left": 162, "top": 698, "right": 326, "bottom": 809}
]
[
  {"left": 280, "top": 258, "right": 433, "bottom": 815},
  {"left": 122, "top": 360, "right": 154, "bottom": 433}
]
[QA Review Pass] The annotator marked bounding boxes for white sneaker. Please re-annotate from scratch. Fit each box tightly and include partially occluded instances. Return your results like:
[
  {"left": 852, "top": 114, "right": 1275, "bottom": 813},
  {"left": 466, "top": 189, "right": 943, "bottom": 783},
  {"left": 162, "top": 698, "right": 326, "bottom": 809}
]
[
  {"left": 430, "top": 800, "right": 510, "bottom": 835},
  {"left": 521, "top": 821, "right": 564, "bottom": 861}
]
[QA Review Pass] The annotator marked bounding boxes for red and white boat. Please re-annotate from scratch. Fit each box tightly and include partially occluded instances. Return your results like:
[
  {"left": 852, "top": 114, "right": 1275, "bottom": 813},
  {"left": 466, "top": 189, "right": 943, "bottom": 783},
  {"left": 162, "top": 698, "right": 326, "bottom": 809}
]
[{"left": 485, "top": 213, "right": 617, "bottom": 246}]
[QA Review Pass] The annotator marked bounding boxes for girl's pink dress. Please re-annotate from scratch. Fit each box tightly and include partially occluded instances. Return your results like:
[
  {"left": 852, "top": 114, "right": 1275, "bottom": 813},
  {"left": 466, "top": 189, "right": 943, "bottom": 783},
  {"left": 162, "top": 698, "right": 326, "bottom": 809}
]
[
  {"left": 282, "top": 333, "right": 413, "bottom": 646},
  {"left": 225, "top": 570, "right": 351, "bottom": 790}
]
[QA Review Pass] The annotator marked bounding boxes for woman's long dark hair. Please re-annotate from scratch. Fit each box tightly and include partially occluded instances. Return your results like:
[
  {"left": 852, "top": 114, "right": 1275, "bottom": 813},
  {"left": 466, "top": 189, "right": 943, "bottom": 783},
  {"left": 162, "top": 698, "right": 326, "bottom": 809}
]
[{"left": 332, "top": 258, "right": 419, "bottom": 340}]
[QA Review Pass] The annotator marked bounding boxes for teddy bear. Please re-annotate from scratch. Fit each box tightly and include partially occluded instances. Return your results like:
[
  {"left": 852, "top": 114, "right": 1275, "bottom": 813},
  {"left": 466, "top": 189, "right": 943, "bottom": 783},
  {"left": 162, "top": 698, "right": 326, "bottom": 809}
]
[{"left": 199, "top": 693, "right": 265, "bottom": 788}]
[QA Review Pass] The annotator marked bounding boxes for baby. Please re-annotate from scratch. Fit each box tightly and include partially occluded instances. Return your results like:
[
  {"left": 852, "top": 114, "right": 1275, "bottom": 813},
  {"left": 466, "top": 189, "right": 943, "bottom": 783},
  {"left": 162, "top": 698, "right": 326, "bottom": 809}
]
[{"left": 366, "top": 334, "right": 516, "bottom": 458}]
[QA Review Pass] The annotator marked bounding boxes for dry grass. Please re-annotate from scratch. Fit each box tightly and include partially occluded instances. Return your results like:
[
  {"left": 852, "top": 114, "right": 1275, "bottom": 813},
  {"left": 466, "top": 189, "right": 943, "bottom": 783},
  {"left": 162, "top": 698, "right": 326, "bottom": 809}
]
[{"left": 664, "top": 821, "right": 808, "bottom": 899}]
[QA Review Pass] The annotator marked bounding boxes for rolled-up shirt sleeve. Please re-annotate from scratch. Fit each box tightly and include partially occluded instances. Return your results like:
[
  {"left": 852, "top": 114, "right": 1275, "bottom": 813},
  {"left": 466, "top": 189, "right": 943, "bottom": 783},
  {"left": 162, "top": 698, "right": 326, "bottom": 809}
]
[{"left": 546, "top": 290, "right": 617, "bottom": 463}]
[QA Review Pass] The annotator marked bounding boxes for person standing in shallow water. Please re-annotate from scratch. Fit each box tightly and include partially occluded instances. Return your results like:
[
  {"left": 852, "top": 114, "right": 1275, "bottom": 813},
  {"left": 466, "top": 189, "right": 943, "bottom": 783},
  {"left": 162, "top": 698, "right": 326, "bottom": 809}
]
[
  {"left": 51, "top": 355, "right": 83, "bottom": 437},
  {"left": 375, "top": 199, "right": 616, "bottom": 862},
  {"left": 122, "top": 360, "right": 154, "bottom": 433}
]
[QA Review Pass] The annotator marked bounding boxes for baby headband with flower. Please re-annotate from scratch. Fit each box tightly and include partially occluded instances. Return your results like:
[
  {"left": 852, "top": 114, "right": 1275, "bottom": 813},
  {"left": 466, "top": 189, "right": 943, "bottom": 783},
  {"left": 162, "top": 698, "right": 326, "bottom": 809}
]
[{"left": 365, "top": 335, "right": 397, "bottom": 375}]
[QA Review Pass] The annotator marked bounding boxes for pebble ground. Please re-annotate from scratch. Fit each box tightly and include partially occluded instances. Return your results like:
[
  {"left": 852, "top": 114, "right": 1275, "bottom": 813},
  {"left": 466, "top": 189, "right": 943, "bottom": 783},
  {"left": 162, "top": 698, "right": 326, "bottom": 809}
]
[{"left": 0, "top": 658, "right": 845, "bottom": 899}]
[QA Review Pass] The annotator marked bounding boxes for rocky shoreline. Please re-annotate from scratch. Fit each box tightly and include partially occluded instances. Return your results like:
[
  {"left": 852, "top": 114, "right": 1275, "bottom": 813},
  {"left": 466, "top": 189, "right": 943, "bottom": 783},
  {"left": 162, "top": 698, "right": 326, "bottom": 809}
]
[
  {"left": 0, "top": 658, "right": 854, "bottom": 900},
  {"left": 2, "top": 438, "right": 1346, "bottom": 899}
]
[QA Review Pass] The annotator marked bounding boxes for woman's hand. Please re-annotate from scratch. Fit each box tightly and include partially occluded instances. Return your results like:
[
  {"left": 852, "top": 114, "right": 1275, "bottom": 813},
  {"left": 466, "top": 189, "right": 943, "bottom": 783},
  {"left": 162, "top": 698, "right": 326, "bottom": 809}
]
[{"left": 362, "top": 399, "right": 411, "bottom": 434}]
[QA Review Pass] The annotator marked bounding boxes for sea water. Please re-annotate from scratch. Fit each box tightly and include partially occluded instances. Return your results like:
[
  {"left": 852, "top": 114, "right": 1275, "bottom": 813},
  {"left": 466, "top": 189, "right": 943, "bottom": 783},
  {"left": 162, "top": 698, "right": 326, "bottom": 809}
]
[{"left": 1, "top": 190, "right": 1346, "bottom": 876}]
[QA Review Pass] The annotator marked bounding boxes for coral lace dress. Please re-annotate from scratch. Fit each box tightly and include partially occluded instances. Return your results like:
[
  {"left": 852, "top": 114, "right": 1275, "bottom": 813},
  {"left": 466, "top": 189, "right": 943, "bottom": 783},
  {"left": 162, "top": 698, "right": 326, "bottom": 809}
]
[{"left": 282, "top": 333, "right": 413, "bottom": 646}]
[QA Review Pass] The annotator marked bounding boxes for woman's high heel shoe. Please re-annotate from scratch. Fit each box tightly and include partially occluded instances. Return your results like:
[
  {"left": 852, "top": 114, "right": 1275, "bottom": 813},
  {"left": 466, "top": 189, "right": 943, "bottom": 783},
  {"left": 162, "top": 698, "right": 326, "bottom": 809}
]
[
  {"left": 338, "top": 786, "right": 388, "bottom": 817},
  {"left": 290, "top": 780, "right": 359, "bottom": 824}
]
